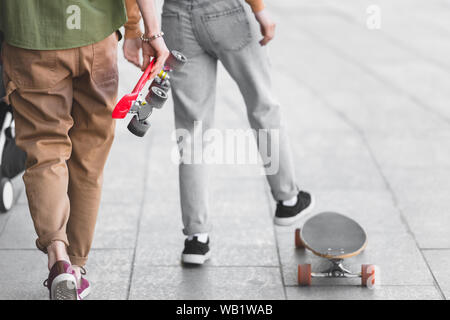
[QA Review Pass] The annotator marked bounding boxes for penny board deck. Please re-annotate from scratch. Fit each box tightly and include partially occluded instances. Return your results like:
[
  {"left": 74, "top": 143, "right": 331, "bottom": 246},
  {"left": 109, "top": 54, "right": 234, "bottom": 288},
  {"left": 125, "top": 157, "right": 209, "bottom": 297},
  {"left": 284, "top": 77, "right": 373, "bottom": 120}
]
[{"left": 300, "top": 212, "right": 367, "bottom": 259}]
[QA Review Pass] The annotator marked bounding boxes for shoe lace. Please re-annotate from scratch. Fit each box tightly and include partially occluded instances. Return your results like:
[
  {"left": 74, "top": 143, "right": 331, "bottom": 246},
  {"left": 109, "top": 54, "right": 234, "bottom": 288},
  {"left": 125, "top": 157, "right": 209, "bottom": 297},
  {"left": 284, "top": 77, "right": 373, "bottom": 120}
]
[{"left": 43, "top": 279, "right": 48, "bottom": 288}]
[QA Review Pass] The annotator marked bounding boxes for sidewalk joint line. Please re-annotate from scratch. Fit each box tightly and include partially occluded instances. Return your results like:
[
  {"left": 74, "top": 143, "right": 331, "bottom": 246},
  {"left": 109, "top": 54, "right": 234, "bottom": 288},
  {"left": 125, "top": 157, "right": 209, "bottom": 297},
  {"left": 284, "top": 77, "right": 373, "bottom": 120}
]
[
  {"left": 263, "top": 184, "right": 288, "bottom": 300},
  {"left": 125, "top": 133, "right": 154, "bottom": 300}
]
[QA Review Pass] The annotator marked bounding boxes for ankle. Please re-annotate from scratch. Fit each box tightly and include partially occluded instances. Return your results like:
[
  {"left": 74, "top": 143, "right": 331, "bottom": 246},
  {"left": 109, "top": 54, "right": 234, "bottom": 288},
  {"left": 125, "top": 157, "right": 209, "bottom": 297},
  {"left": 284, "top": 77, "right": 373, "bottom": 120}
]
[
  {"left": 72, "top": 266, "right": 82, "bottom": 285},
  {"left": 47, "top": 241, "right": 70, "bottom": 270},
  {"left": 282, "top": 195, "right": 298, "bottom": 207},
  {"left": 187, "top": 233, "right": 208, "bottom": 243}
]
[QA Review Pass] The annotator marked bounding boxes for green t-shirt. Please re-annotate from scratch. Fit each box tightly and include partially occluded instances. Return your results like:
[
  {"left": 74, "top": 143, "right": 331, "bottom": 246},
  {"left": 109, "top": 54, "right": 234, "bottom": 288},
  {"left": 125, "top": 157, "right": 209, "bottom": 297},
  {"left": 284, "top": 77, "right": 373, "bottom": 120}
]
[{"left": 0, "top": 0, "right": 127, "bottom": 50}]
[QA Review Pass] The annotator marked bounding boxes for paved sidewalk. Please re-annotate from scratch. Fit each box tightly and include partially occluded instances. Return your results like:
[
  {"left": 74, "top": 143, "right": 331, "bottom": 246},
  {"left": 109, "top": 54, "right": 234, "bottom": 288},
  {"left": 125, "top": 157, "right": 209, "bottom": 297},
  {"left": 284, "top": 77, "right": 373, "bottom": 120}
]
[{"left": 1, "top": 0, "right": 449, "bottom": 299}]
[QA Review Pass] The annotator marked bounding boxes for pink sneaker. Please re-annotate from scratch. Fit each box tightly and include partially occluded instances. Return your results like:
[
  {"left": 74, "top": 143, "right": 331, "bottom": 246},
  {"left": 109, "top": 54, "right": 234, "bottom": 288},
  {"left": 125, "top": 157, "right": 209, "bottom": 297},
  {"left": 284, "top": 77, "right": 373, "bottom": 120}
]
[
  {"left": 43, "top": 261, "right": 78, "bottom": 300},
  {"left": 77, "top": 267, "right": 91, "bottom": 300},
  {"left": 77, "top": 277, "right": 91, "bottom": 300}
]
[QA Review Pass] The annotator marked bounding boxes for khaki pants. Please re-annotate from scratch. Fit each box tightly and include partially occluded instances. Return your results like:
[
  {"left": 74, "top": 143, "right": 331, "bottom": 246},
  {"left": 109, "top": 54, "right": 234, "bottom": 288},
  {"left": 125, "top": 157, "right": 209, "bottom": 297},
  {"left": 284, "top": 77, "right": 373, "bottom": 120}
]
[{"left": 1, "top": 33, "right": 118, "bottom": 266}]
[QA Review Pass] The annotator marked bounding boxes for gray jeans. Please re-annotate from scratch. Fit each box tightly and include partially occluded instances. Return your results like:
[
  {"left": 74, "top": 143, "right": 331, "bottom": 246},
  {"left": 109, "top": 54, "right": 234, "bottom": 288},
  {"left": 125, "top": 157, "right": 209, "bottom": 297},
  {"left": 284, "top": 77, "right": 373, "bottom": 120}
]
[{"left": 162, "top": 0, "right": 298, "bottom": 235}]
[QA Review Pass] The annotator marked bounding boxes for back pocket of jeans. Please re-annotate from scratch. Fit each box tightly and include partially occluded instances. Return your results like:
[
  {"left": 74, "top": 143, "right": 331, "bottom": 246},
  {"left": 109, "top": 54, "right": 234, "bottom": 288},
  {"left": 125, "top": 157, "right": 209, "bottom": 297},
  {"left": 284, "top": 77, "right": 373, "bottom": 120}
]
[
  {"left": 202, "top": 6, "right": 252, "bottom": 51},
  {"left": 162, "top": 12, "right": 183, "bottom": 51}
]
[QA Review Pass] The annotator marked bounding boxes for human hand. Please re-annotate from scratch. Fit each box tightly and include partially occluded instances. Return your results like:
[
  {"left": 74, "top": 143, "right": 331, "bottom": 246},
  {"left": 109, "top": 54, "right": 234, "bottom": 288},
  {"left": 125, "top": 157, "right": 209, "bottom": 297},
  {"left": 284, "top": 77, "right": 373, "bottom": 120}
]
[
  {"left": 254, "top": 9, "right": 276, "bottom": 46},
  {"left": 123, "top": 38, "right": 142, "bottom": 68},
  {"left": 141, "top": 36, "right": 170, "bottom": 79}
]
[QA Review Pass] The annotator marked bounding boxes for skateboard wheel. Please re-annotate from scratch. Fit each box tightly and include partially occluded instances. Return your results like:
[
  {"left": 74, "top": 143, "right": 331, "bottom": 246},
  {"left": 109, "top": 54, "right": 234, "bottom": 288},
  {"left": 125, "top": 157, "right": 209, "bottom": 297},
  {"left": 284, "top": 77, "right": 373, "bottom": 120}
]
[
  {"left": 361, "top": 264, "right": 376, "bottom": 287},
  {"left": 127, "top": 115, "right": 150, "bottom": 137},
  {"left": 295, "top": 228, "right": 305, "bottom": 249},
  {"left": 165, "top": 50, "right": 187, "bottom": 71},
  {"left": 150, "top": 80, "right": 171, "bottom": 93},
  {"left": 137, "top": 104, "right": 153, "bottom": 122},
  {"left": 145, "top": 86, "right": 168, "bottom": 109},
  {"left": 298, "top": 264, "right": 312, "bottom": 286},
  {"left": 0, "top": 177, "right": 14, "bottom": 213}
]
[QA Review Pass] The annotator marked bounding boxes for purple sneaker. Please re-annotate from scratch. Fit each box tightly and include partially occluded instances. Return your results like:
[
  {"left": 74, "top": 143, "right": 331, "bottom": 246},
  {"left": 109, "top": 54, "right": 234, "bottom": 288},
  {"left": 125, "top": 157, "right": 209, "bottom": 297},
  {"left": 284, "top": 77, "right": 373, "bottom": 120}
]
[
  {"left": 43, "top": 261, "right": 78, "bottom": 300},
  {"left": 77, "top": 277, "right": 91, "bottom": 299}
]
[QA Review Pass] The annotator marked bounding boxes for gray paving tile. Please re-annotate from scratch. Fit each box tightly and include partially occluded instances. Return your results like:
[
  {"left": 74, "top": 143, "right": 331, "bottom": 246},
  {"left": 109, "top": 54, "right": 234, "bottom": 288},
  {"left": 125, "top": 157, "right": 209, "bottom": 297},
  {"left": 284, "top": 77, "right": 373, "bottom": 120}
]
[
  {"left": 369, "top": 135, "right": 450, "bottom": 168},
  {"left": 383, "top": 166, "right": 450, "bottom": 192},
  {"left": 129, "top": 266, "right": 284, "bottom": 300},
  {"left": 91, "top": 203, "right": 141, "bottom": 249},
  {"left": 102, "top": 134, "right": 148, "bottom": 204},
  {"left": 0, "top": 176, "right": 25, "bottom": 232},
  {"left": 272, "top": 11, "right": 449, "bottom": 135},
  {"left": 82, "top": 249, "right": 133, "bottom": 300},
  {"left": 271, "top": 75, "right": 351, "bottom": 134},
  {"left": 0, "top": 250, "right": 48, "bottom": 300},
  {"left": 286, "top": 285, "right": 441, "bottom": 300},
  {"left": 289, "top": 4, "right": 450, "bottom": 123},
  {"left": 423, "top": 250, "right": 450, "bottom": 300},
  {"left": 326, "top": 0, "right": 450, "bottom": 69},
  {"left": 0, "top": 204, "right": 36, "bottom": 249},
  {"left": 288, "top": 130, "right": 386, "bottom": 191},
  {"left": 0, "top": 210, "right": 11, "bottom": 234},
  {"left": 293, "top": 154, "right": 385, "bottom": 191},
  {"left": 396, "top": 191, "right": 450, "bottom": 249}
]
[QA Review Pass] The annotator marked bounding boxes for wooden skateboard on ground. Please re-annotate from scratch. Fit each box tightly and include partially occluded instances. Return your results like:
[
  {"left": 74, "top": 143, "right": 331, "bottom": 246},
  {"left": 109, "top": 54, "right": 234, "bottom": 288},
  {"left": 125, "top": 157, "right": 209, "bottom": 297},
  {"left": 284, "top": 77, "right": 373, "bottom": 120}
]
[{"left": 295, "top": 212, "right": 377, "bottom": 287}]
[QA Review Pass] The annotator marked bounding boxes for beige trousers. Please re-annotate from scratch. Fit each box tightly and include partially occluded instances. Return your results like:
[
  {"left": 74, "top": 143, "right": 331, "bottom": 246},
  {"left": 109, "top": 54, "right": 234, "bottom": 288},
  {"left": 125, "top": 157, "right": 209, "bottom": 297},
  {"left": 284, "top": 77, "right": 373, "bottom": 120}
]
[{"left": 1, "top": 33, "right": 118, "bottom": 266}]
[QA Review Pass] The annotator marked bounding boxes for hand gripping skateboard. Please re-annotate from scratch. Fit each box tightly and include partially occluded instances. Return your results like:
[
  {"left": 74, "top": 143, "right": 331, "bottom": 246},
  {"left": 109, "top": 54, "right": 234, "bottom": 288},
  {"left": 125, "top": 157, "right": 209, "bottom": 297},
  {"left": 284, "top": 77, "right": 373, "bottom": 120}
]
[
  {"left": 294, "top": 212, "right": 378, "bottom": 287},
  {"left": 112, "top": 50, "right": 187, "bottom": 137}
]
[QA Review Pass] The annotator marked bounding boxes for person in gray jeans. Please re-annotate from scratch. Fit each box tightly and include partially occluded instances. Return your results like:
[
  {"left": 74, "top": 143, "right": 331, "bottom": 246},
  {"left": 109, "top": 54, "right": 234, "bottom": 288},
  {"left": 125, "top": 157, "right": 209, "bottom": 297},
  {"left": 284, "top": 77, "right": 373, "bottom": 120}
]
[{"left": 124, "top": 0, "right": 314, "bottom": 264}]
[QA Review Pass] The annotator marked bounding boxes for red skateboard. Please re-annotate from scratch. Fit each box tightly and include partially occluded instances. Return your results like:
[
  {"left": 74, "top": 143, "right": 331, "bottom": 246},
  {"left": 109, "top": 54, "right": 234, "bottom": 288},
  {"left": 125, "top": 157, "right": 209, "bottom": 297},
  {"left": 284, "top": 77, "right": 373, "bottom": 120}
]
[{"left": 112, "top": 50, "right": 187, "bottom": 137}]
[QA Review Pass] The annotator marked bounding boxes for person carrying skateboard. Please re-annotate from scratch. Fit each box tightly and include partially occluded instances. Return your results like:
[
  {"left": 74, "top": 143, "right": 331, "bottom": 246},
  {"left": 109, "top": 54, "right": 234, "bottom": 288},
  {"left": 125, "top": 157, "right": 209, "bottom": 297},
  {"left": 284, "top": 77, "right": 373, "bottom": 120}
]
[
  {"left": 124, "top": 0, "right": 314, "bottom": 265},
  {"left": 0, "top": 0, "right": 169, "bottom": 299}
]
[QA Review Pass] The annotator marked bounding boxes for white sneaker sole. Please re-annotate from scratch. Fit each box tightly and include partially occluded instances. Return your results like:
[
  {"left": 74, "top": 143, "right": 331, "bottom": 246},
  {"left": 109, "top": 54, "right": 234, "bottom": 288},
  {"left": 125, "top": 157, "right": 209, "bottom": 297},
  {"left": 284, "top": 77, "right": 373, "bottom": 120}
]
[
  {"left": 182, "top": 251, "right": 211, "bottom": 265},
  {"left": 51, "top": 273, "right": 78, "bottom": 300},
  {"left": 274, "top": 195, "right": 315, "bottom": 226}
]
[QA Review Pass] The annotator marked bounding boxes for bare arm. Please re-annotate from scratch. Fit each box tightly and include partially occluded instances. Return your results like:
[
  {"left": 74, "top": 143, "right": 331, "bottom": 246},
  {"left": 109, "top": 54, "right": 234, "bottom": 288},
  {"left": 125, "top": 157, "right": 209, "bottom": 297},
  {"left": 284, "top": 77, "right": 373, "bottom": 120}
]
[
  {"left": 254, "top": 9, "right": 276, "bottom": 46},
  {"left": 245, "top": 0, "right": 276, "bottom": 46},
  {"left": 245, "top": 0, "right": 265, "bottom": 13},
  {"left": 124, "top": 0, "right": 142, "bottom": 39},
  {"left": 136, "top": 0, "right": 169, "bottom": 76},
  {"left": 123, "top": 0, "right": 142, "bottom": 68}
]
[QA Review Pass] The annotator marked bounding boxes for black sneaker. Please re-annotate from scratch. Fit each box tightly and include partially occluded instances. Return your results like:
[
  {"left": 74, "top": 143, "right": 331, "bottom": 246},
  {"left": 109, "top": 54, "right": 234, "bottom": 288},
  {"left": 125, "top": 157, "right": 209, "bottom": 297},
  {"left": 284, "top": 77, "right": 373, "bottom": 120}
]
[
  {"left": 274, "top": 191, "right": 315, "bottom": 226},
  {"left": 181, "top": 236, "right": 211, "bottom": 264}
]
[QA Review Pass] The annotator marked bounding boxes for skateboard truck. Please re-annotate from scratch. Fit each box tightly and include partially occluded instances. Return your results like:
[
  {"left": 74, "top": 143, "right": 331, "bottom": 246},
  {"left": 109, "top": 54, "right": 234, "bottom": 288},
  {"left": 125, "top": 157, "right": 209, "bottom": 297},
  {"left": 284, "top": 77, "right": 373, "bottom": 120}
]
[
  {"left": 295, "top": 212, "right": 378, "bottom": 287},
  {"left": 298, "top": 261, "right": 376, "bottom": 287},
  {"left": 112, "top": 50, "right": 187, "bottom": 137}
]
